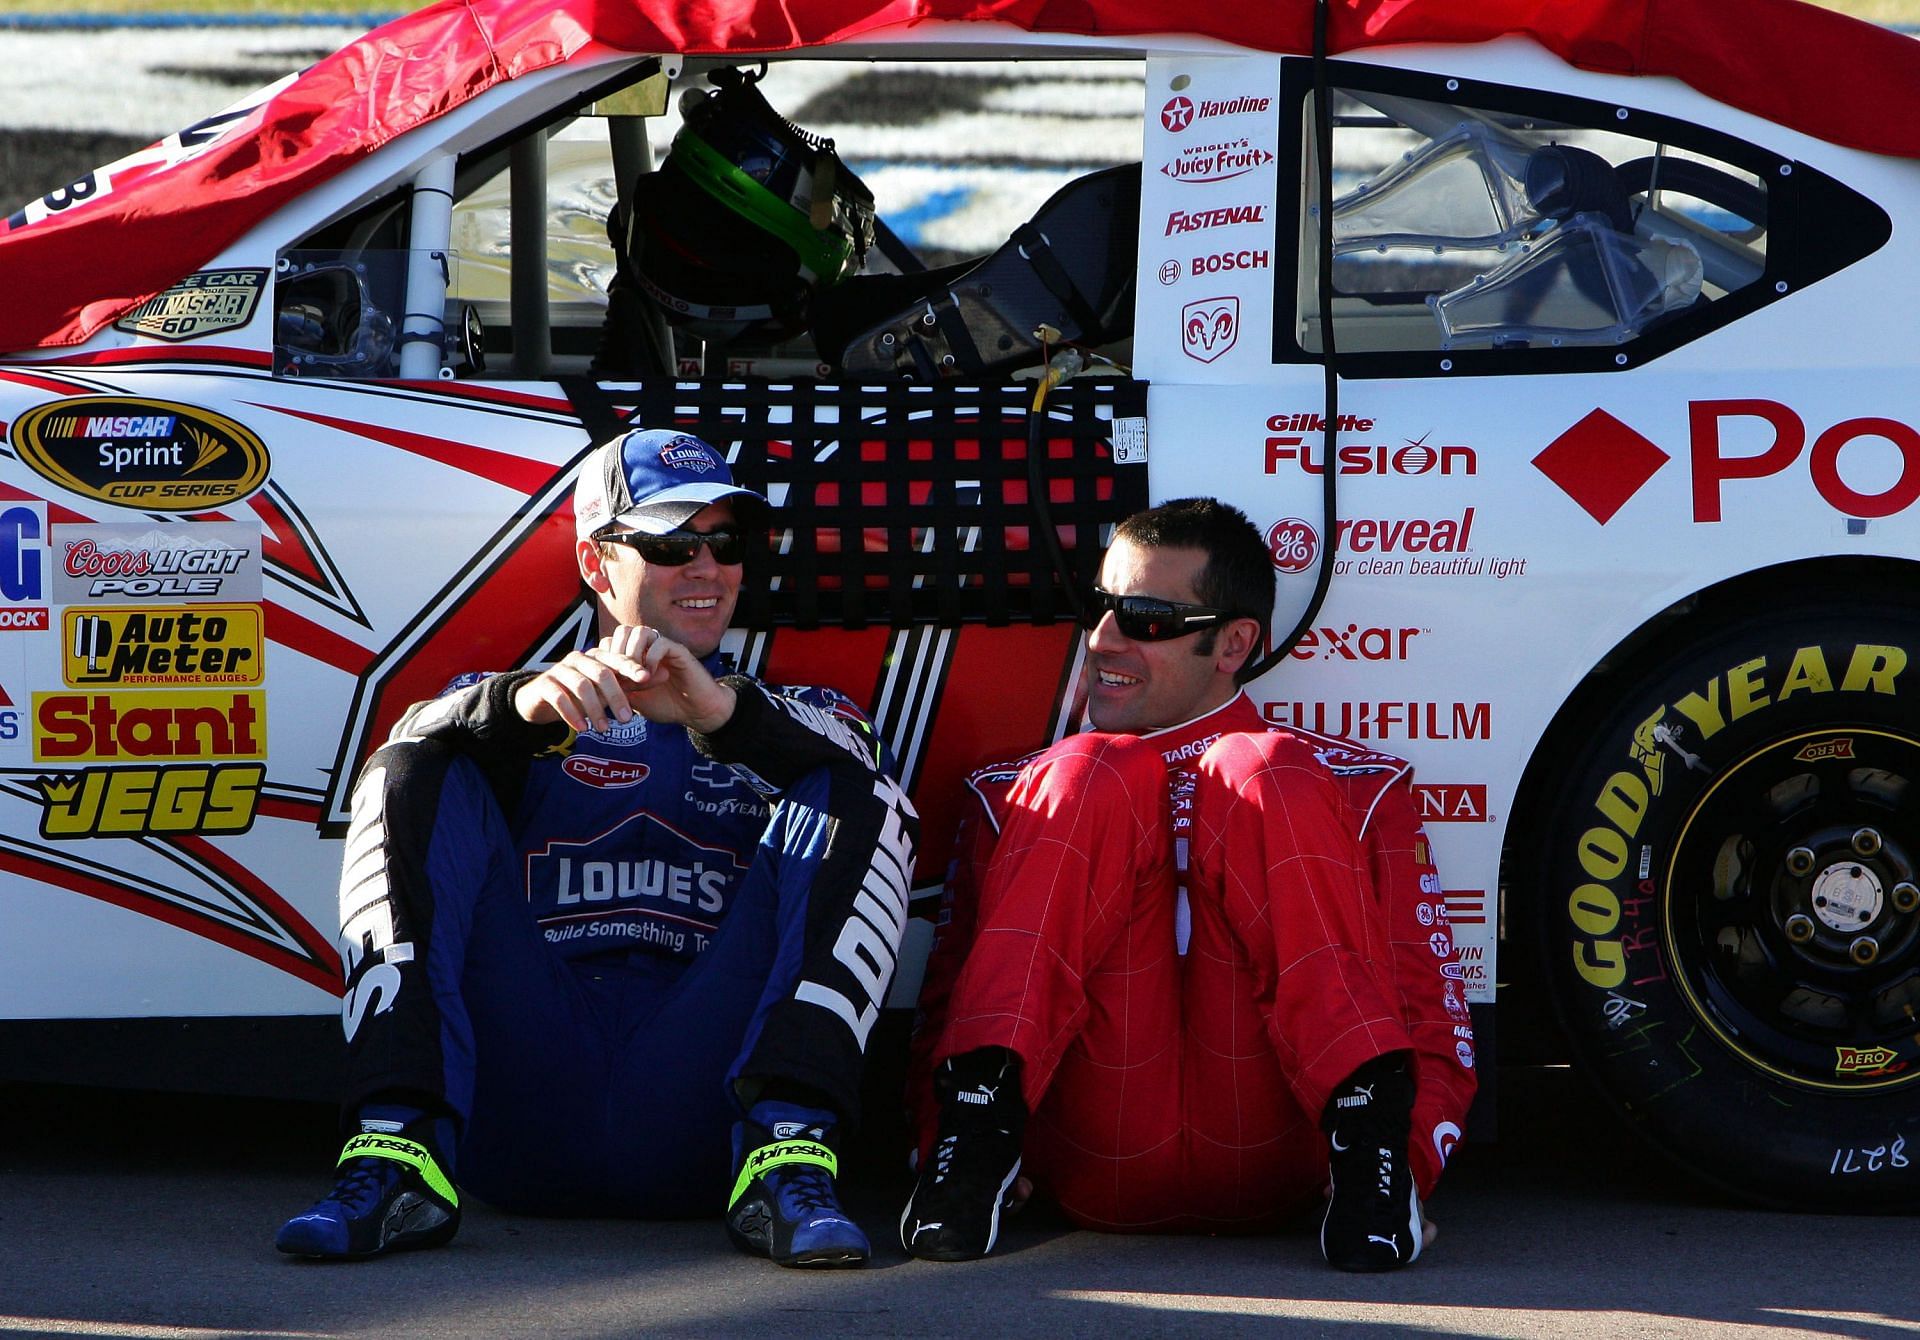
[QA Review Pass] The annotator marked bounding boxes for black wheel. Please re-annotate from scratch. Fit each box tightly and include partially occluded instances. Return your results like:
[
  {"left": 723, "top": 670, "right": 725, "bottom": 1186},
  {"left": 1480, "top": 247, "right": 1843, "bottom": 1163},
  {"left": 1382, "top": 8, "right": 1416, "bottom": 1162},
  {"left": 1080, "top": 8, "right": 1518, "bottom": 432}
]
[{"left": 1538, "top": 598, "right": 1920, "bottom": 1209}]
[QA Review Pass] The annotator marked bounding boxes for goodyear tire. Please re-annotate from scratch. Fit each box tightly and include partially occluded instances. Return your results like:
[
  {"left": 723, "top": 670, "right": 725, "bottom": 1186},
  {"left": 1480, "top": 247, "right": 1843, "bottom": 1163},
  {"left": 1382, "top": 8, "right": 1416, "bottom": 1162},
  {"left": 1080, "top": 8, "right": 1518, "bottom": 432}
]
[{"left": 1541, "top": 600, "right": 1920, "bottom": 1210}]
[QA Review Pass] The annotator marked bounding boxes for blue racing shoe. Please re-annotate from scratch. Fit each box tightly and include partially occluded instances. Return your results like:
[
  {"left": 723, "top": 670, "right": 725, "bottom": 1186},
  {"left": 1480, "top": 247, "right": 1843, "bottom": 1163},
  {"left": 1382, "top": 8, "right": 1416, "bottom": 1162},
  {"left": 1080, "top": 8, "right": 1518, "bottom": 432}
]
[
  {"left": 726, "top": 1102, "right": 870, "bottom": 1267},
  {"left": 275, "top": 1129, "right": 461, "bottom": 1260}
]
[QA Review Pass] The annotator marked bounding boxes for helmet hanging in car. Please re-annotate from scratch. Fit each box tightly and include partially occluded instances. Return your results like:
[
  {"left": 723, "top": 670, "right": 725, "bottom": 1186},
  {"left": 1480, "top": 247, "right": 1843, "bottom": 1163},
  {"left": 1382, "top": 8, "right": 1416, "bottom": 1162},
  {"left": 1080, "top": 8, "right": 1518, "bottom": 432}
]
[{"left": 626, "top": 66, "right": 876, "bottom": 345}]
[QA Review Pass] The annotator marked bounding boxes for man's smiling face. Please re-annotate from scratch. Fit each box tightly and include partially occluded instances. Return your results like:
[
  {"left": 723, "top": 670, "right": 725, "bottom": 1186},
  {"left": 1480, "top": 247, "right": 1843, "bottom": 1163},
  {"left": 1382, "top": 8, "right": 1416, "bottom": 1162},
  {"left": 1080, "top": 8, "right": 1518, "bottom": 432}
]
[{"left": 1083, "top": 537, "right": 1243, "bottom": 734}]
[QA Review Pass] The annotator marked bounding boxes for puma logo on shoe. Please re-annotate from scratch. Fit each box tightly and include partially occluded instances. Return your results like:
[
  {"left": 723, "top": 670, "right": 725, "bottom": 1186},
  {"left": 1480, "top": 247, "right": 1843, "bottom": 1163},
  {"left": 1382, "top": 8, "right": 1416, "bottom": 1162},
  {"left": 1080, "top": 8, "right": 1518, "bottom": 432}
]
[
  {"left": 1368, "top": 1233, "right": 1400, "bottom": 1251},
  {"left": 955, "top": 1085, "right": 998, "bottom": 1106},
  {"left": 1333, "top": 1084, "right": 1375, "bottom": 1110}
]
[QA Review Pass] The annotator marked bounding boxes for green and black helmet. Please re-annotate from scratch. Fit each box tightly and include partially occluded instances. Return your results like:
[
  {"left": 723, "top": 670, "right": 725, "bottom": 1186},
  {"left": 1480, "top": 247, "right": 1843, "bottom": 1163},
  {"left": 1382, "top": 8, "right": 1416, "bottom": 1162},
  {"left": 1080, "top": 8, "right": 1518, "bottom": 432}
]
[{"left": 628, "top": 66, "right": 876, "bottom": 343}]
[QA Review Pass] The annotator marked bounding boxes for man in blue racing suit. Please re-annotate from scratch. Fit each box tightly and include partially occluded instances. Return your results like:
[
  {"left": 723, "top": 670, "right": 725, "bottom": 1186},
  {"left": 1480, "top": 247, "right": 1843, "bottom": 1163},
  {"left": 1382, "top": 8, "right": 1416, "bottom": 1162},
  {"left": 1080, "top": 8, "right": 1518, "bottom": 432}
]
[{"left": 276, "top": 428, "right": 917, "bottom": 1267}]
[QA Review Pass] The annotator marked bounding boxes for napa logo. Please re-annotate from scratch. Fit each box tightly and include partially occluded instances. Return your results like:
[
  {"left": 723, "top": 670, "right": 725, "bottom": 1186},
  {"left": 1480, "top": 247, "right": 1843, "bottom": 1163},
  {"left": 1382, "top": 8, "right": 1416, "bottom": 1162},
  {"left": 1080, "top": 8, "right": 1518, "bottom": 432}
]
[{"left": 10, "top": 397, "right": 269, "bottom": 511}]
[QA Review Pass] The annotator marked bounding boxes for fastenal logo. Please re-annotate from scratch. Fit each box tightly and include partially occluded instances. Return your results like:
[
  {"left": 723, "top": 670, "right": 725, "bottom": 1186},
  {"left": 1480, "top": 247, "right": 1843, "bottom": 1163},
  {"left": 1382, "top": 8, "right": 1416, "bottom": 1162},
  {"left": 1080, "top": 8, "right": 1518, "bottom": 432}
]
[
  {"left": 1166, "top": 204, "right": 1266, "bottom": 236},
  {"left": 11, "top": 398, "right": 269, "bottom": 512},
  {"left": 1266, "top": 517, "right": 1317, "bottom": 573},
  {"left": 1181, "top": 297, "right": 1239, "bottom": 363},
  {"left": 112, "top": 268, "right": 266, "bottom": 342},
  {"left": 63, "top": 605, "right": 262, "bottom": 686}
]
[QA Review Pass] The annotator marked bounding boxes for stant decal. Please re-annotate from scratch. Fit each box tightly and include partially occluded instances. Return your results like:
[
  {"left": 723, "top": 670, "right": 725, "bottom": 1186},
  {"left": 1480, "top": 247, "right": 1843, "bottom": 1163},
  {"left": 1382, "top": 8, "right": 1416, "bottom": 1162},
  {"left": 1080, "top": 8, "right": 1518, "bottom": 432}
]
[
  {"left": 53, "top": 523, "right": 261, "bottom": 604},
  {"left": 33, "top": 690, "right": 266, "bottom": 762},
  {"left": 33, "top": 762, "right": 264, "bottom": 837},
  {"left": 111, "top": 269, "right": 266, "bottom": 342},
  {"left": 62, "top": 604, "right": 263, "bottom": 687},
  {"left": 10, "top": 397, "right": 269, "bottom": 511},
  {"left": 1182, "top": 297, "right": 1239, "bottom": 362}
]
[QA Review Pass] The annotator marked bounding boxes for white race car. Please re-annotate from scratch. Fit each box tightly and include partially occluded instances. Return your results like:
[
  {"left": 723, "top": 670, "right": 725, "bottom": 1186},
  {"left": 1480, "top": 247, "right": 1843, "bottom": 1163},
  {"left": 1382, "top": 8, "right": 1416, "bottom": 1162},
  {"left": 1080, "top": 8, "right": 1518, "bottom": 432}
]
[{"left": 3, "top": 0, "right": 1918, "bottom": 1209}]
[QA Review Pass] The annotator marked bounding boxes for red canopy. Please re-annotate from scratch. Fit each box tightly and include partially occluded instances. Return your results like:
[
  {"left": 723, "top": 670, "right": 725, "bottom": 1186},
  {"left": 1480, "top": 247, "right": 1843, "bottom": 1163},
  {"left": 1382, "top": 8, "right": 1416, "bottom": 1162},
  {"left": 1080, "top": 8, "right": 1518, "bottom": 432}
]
[{"left": 3, "top": 0, "right": 1914, "bottom": 352}]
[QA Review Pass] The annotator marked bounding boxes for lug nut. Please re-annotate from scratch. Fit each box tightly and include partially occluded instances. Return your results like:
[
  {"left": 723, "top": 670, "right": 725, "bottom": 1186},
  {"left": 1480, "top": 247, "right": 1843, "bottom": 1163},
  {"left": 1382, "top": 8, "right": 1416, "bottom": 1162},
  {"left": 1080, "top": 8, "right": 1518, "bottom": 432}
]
[
  {"left": 1852, "top": 827, "right": 1884, "bottom": 857},
  {"left": 1893, "top": 882, "right": 1919, "bottom": 914},
  {"left": 1849, "top": 935, "right": 1880, "bottom": 965},
  {"left": 1785, "top": 913, "right": 1817, "bottom": 943},
  {"left": 1785, "top": 847, "right": 1817, "bottom": 877}
]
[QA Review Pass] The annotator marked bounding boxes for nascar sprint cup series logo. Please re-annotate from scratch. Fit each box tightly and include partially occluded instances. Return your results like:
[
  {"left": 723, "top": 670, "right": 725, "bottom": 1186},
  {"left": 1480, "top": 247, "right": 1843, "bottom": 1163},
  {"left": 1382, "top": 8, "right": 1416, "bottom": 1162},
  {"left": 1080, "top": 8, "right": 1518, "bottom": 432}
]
[{"left": 10, "top": 397, "right": 269, "bottom": 511}]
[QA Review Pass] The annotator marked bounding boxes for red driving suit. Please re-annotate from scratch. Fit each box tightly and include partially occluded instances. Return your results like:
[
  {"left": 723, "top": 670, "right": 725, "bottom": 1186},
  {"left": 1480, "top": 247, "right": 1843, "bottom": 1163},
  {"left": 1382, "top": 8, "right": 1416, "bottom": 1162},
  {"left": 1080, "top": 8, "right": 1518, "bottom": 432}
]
[{"left": 909, "top": 692, "right": 1477, "bottom": 1232}]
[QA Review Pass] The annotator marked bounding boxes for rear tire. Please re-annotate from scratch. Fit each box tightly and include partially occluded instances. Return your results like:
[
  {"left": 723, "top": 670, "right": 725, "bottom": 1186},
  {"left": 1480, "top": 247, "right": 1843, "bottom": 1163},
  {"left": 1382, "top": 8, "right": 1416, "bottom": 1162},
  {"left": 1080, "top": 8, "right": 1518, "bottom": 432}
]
[{"left": 1537, "top": 599, "right": 1920, "bottom": 1209}]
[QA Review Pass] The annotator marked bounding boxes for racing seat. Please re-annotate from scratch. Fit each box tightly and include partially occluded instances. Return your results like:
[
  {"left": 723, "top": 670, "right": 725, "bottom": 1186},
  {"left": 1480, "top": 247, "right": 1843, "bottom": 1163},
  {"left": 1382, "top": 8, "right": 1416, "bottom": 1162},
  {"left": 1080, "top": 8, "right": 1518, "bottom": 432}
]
[{"left": 809, "top": 164, "right": 1140, "bottom": 379}]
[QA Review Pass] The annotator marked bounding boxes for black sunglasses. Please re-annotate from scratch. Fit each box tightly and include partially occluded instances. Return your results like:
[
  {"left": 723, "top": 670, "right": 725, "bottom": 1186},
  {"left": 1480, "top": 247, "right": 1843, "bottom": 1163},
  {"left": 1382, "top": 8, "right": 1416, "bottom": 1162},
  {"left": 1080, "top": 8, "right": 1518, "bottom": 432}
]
[
  {"left": 1087, "top": 588, "right": 1241, "bottom": 642},
  {"left": 596, "top": 528, "right": 748, "bottom": 567}
]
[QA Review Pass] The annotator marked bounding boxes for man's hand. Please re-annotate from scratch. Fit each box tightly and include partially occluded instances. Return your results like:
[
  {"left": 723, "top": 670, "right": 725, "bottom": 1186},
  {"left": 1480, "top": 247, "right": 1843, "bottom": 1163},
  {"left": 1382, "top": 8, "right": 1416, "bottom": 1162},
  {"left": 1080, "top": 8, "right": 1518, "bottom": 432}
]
[{"left": 511, "top": 625, "right": 738, "bottom": 736}]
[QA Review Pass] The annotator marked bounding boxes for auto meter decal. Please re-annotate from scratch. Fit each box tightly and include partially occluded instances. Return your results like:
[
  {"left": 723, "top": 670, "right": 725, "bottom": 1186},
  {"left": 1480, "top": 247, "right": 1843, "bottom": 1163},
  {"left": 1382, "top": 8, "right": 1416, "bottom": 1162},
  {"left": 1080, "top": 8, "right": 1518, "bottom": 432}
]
[
  {"left": 10, "top": 396, "right": 269, "bottom": 511},
  {"left": 62, "top": 604, "right": 263, "bottom": 687}
]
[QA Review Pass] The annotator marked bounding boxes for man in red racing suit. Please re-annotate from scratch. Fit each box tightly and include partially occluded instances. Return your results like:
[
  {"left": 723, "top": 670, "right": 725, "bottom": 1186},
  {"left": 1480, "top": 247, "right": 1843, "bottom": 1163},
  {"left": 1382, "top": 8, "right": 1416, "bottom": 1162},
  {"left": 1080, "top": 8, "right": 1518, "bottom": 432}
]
[{"left": 900, "top": 497, "right": 1476, "bottom": 1271}]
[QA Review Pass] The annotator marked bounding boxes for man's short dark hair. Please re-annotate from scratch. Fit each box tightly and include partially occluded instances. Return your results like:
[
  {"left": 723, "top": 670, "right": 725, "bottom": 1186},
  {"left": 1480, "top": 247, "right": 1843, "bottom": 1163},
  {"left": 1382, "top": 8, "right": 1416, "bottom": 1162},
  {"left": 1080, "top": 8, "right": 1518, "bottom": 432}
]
[{"left": 1111, "top": 497, "right": 1275, "bottom": 681}]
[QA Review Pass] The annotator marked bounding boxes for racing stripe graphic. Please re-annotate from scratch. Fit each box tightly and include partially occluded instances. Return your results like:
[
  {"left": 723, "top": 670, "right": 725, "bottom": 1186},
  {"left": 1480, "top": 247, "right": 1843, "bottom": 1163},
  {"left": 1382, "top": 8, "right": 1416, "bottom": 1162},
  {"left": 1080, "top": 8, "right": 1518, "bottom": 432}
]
[
  {"left": 324, "top": 452, "right": 588, "bottom": 830},
  {"left": 259, "top": 404, "right": 561, "bottom": 493},
  {"left": 0, "top": 793, "right": 340, "bottom": 993}
]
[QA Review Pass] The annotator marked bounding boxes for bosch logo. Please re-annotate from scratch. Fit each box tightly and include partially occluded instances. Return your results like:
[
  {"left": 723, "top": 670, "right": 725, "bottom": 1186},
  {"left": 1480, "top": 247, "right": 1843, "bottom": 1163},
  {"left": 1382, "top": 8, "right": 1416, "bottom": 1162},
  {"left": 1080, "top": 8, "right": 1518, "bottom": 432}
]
[
  {"left": 1158, "top": 260, "right": 1180, "bottom": 286},
  {"left": 1266, "top": 517, "right": 1317, "bottom": 573},
  {"left": 1160, "top": 96, "right": 1195, "bottom": 132},
  {"left": 1190, "top": 249, "right": 1268, "bottom": 276},
  {"left": 562, "top": 754, "right": 651, "bottom": 788}
]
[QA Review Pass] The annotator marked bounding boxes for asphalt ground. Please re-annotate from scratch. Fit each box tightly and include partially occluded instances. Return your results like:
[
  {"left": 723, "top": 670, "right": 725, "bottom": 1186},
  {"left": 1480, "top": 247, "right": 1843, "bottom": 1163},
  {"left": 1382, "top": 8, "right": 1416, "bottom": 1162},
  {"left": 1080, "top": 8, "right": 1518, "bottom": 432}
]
[{"left": 2, "top": 1066, "right": 1917, "bottom": 1339}]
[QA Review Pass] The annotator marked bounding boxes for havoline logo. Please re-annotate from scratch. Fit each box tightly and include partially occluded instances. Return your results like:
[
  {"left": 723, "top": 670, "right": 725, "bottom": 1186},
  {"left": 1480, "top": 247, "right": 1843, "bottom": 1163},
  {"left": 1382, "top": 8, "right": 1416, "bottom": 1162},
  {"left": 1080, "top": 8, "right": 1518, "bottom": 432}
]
[{"left": 10, "top": 397, "right": 269, "bottom": 512}]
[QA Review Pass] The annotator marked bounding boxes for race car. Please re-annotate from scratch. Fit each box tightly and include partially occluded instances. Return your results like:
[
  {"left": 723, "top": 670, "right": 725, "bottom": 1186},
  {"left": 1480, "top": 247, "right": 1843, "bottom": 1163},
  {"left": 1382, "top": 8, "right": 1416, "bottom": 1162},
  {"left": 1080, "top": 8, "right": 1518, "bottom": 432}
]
[{"left": 3, "top": 0, "right": 1918, "bottom": 1210}]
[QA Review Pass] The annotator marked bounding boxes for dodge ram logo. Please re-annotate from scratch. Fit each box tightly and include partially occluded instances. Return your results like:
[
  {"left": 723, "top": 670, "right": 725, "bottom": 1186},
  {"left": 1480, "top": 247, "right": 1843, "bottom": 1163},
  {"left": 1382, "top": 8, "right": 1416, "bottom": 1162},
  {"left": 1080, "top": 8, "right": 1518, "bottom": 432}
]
[{"left": 1181, "top": 297, "right": 1238, "bottom": 362}]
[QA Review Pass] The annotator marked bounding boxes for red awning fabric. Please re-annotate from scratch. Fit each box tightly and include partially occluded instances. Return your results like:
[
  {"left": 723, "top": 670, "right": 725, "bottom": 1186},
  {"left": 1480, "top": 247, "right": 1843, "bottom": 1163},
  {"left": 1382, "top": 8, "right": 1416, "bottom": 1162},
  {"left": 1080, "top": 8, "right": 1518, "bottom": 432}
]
[{"left": 2, "top": 0, "right": 1913, "bottom": 353}]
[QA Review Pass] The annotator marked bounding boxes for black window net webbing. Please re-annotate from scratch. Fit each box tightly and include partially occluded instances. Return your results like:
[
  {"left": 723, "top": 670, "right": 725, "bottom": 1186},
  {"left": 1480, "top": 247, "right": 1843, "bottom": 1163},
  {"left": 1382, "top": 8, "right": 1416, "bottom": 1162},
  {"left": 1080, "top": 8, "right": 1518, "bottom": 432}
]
[{"left": 622, "top": 379, "right": 1149, "bottom": 630}]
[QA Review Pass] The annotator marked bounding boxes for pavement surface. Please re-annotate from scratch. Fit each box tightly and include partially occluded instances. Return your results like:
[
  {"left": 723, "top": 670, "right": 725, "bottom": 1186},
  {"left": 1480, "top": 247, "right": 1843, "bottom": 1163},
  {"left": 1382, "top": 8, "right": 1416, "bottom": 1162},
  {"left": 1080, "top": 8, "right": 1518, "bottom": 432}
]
[{"left": 1, "top": 1067, "right": 1916, "bottom": 1340}]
